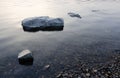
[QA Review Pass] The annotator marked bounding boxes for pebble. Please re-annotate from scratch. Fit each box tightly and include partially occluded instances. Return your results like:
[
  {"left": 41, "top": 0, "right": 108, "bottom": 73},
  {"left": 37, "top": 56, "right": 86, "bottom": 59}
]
[
  {"left": 78, "top": 76, "right": 81, "bottom": 78},
  {"left": 43, "top": 65, "right": 50, "bottom": 70},
  {"left": 86, "top": 73, "right": 90, "bottom": 77},
  {"left": 56, "top": 73, "right": 62, "bottom": 78},
  {"left": 93, "top": 69, "right": 97, "bottom": 73}
]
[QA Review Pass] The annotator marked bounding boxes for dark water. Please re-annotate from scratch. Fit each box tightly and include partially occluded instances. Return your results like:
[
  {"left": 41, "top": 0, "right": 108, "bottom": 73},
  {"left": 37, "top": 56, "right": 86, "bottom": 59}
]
[{"left": 0, "top": 0, "right": 120, "bottom": 77}]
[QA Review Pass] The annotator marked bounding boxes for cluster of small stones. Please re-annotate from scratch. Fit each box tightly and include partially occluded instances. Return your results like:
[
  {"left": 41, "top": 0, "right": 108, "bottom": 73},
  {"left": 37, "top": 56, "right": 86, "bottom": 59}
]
[{"left": 56, "top": 54, "right": 120, "bottom": 78}]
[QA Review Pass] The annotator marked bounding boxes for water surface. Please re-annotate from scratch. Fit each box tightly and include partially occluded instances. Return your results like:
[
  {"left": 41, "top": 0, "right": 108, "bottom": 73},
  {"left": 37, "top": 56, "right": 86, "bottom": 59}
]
[{"left": 0, "top": 0, "right": 120, "bottom": 77}]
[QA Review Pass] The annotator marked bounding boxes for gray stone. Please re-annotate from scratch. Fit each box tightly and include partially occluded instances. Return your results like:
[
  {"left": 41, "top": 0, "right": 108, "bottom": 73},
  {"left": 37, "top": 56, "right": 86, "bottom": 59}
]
[
  {"left": 22, "top": 16, "right": 64, "bottom": 32},
  {"left": 68, "top": 12, "right": 81, "bottom": 18},
  {"left": 92, "top": 10, "right": 99, "bottom": 12},
  {"left": 86, "top": 73, "right": 90, "bottom": 77},
  {"left": 18, "top": 49, "right": 33, "bottom": 65},
  {"left": 43, "top": 65, "right": 50, "bottom": 70}
]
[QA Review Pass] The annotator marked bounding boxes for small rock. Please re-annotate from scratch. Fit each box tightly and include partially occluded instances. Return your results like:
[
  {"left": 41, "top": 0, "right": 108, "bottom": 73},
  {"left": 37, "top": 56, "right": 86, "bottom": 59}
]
[
  {"left": 85, "top": 69, "right": 89, "bottom": 72},
  {"left": 86, "top": 73, "right": 90, "bottom": 77},
  {"left": 91, "top": 10, "right": 99, "bottom": 12},
  {"left": 93, "top": 69, "right": 97, "bottom": 73},
  {"left": 62, "top": 73, "right": 68, "bottom": 77},
  {"left": 78, "top": 76, "right": 81, "bottom": 78},
  {"left": 56, "top": 73, "right": 62, "bottom": 78},
  {"left": 43, "top": 65, "right": 50, "bottom": 70},
  {"left": 68, "top": 12, "right": 81, "bottom": 18},
  {"left": 18, "top": 49, "right": 33, "bottom": 65}
]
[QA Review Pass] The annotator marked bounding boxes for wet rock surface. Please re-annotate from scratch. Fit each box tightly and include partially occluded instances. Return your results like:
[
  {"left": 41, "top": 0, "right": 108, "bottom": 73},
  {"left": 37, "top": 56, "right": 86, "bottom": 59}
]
[
  {"left": 18, "top": 50, "right": 33, "bottom": 65},
  {"left": 22, "top": 16, "right": 64, "bottom": 32}
]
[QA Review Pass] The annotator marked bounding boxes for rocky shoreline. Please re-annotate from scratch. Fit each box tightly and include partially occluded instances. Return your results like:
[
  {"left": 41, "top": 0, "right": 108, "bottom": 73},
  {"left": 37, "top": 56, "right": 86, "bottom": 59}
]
[{"left": 56, "top": 52, "right": 120, "bottom": 78}]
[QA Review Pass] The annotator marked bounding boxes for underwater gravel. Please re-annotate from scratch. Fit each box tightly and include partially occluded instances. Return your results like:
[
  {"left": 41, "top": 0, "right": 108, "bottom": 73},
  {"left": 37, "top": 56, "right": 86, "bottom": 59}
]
[{"left": 56, "top": 51, "right": 120, "bottom": 78}]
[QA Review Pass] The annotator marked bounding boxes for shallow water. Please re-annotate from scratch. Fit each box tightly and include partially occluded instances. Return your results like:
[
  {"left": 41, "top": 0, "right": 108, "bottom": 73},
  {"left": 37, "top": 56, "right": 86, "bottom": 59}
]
[{"left": 0, "top": 0, "right": 120, "bottom": 77}]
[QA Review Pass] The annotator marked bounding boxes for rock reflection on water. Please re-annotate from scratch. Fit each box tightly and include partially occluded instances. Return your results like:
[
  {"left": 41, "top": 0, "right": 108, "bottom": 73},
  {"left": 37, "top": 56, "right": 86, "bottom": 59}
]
[{"left": 22, "top": 26, "right": 64, "bottom": 32}]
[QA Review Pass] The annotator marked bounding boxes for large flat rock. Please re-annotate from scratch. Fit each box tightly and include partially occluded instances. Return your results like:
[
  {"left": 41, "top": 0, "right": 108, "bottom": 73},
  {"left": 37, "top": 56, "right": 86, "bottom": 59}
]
[{"left": 22, "top": 16, "right": 64, "bottom": 32}]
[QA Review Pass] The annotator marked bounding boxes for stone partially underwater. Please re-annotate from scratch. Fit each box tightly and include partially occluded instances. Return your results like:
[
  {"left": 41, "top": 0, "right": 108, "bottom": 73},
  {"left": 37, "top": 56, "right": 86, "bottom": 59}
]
[
  {"left": 18, "top": 50, "right": 33, "bottom": 65},
  {"left": 22, "top": 16, "right": 64, "bottom": 32},
  {"left": 68, "top": 12, "right": 81, "bottom": 18}
]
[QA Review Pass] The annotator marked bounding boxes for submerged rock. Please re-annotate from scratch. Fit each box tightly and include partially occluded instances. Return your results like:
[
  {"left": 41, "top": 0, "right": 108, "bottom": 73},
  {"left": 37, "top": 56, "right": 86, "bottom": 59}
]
[
  {"left": 22, "top": 16, "right": 64, "bottom": 32},
  {"left": 43, "top": 65, "right": 50, "bottom": 70},
  {"left": 18, "top": 50, "right": 33, "bottom": 65},
  {"left": 92, "top": 10, "right": 99, "bottom": 12},
  {"left": 56, "top": 73, "right": 63, "bottom": 78},
  {"left": 68, "top": 12, "right": 81, "bottom": 18}
]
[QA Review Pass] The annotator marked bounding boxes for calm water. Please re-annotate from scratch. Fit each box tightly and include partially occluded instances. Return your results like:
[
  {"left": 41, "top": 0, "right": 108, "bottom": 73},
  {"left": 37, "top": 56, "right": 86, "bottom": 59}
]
[{"left": 0, "top": 0, "right": 120, "bottom": 77}]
